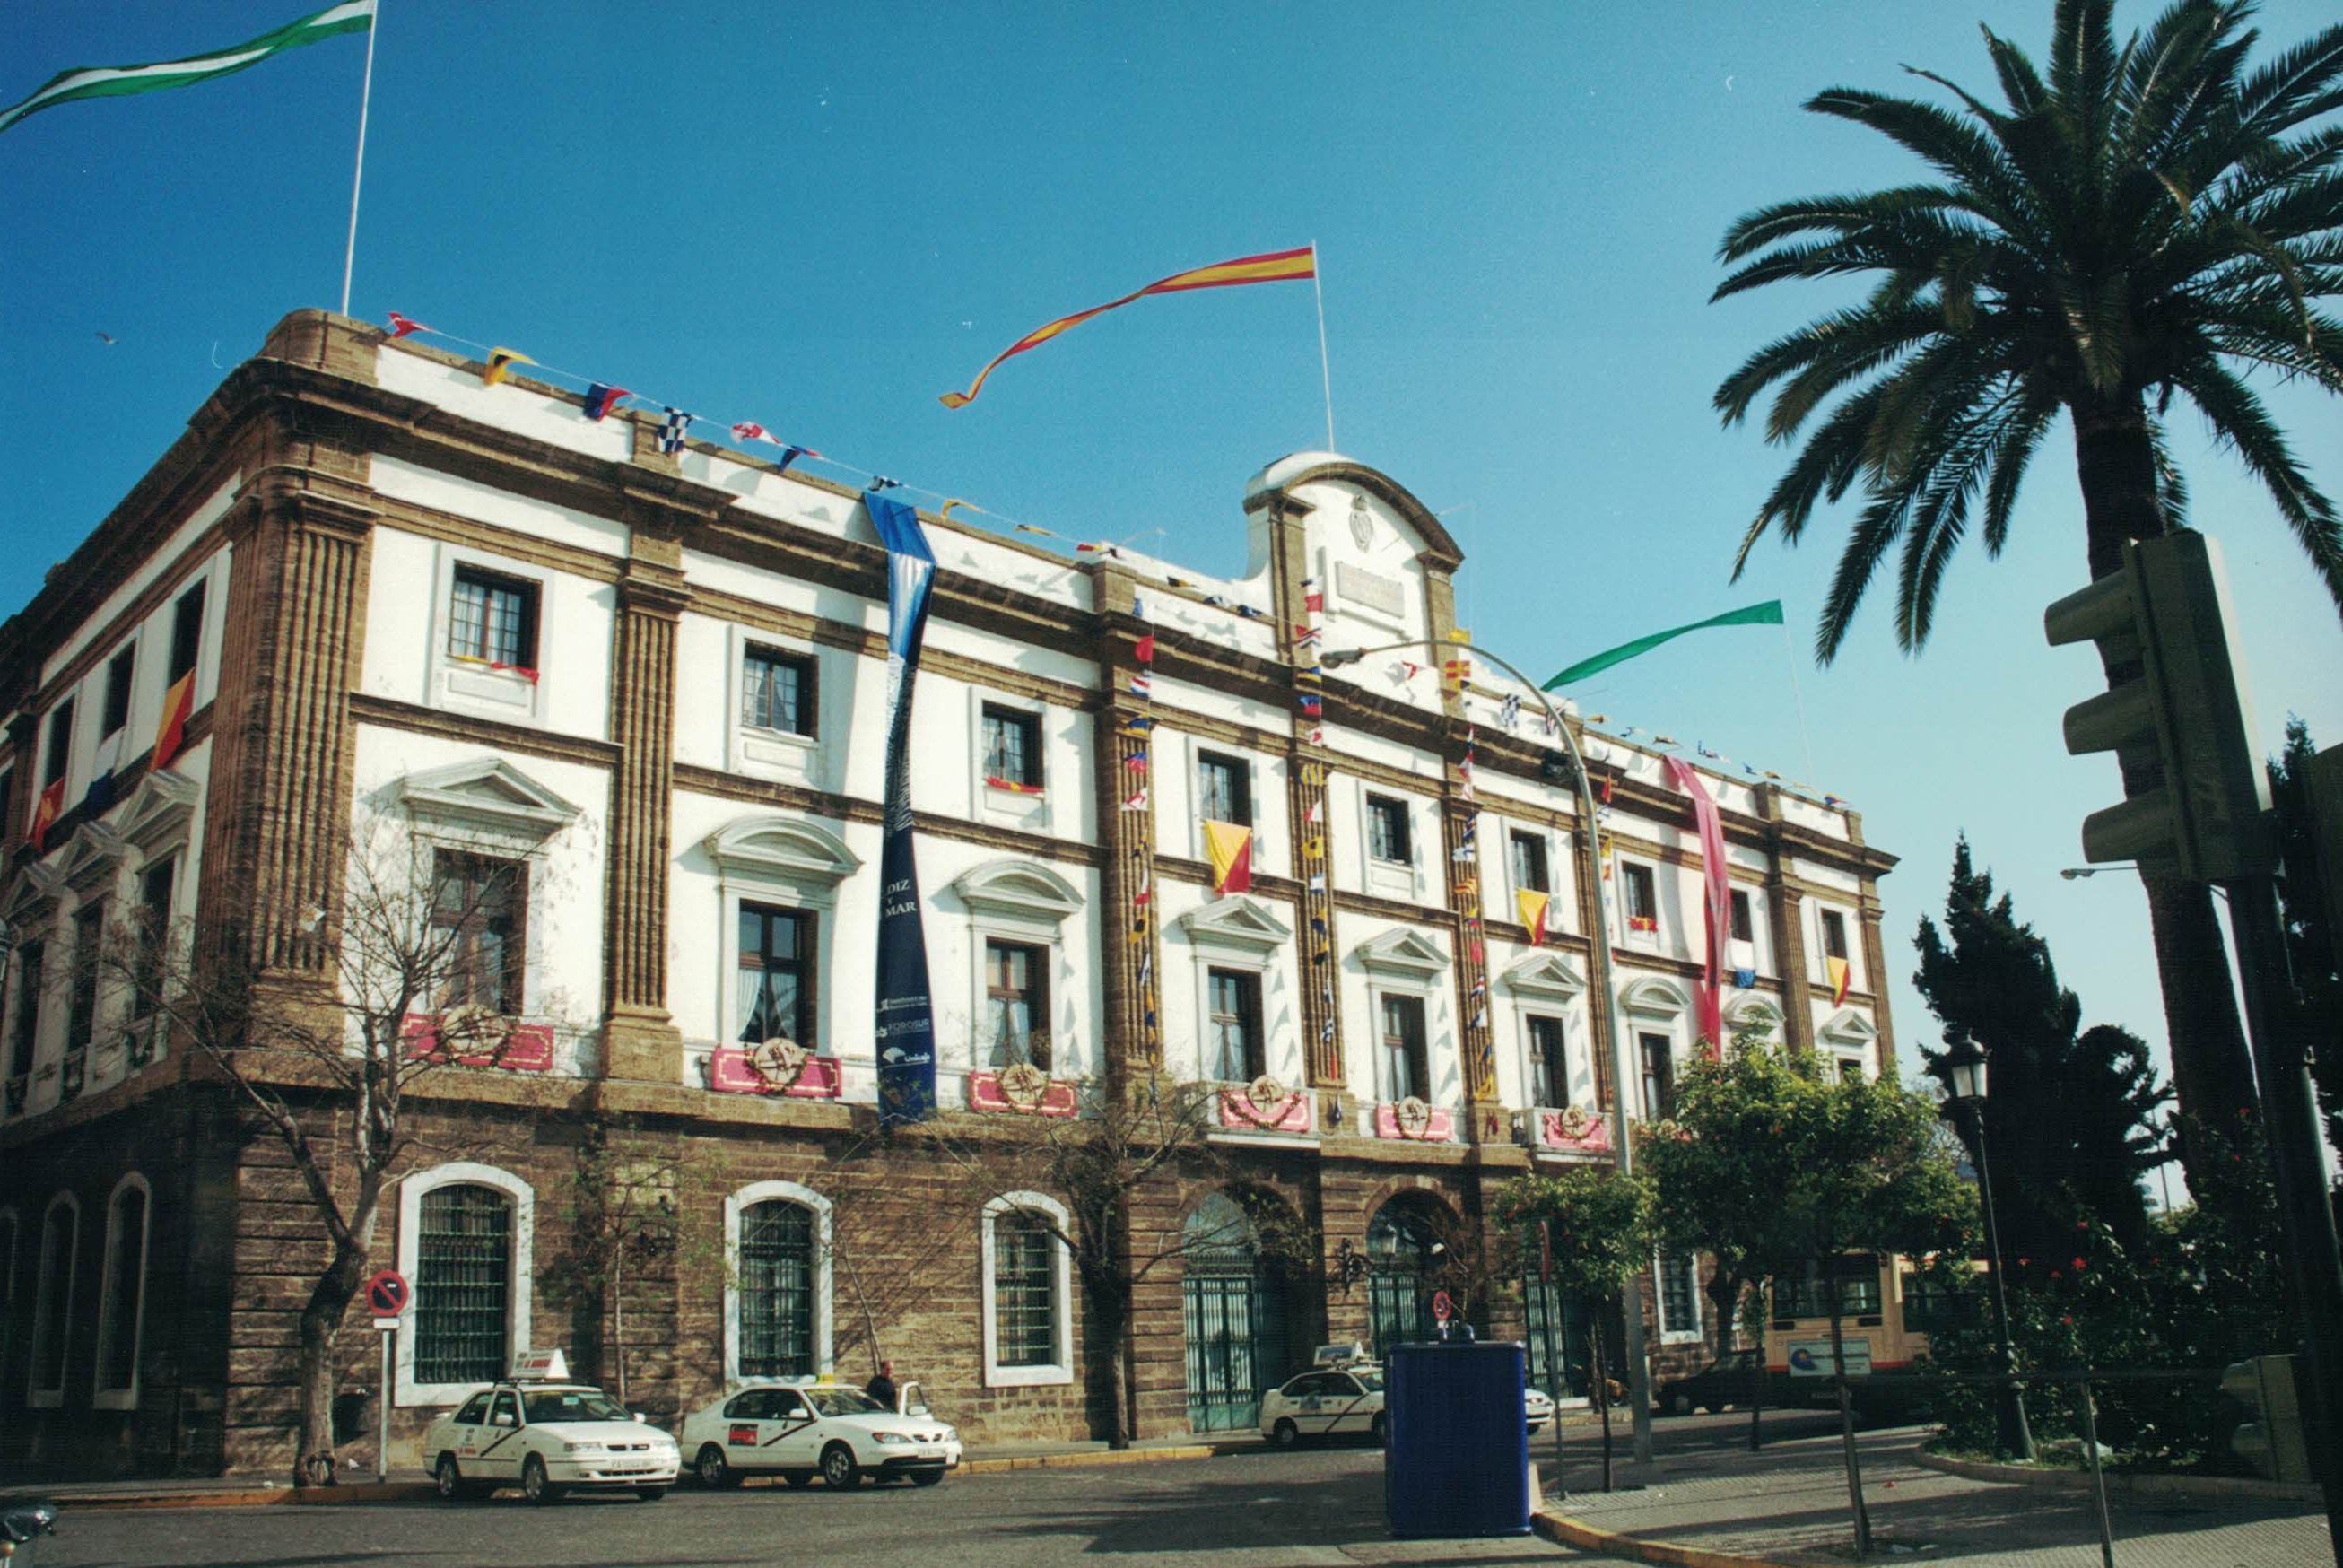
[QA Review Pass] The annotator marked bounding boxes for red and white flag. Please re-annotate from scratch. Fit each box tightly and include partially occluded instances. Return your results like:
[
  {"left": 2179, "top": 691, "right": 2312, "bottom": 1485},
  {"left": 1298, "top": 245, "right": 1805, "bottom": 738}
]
[
  {"left": 386, "top": 311, "right": 432, "bottom": 338},
  {"left": 730, "top": 422, "right": 783, "bottom": 446}
]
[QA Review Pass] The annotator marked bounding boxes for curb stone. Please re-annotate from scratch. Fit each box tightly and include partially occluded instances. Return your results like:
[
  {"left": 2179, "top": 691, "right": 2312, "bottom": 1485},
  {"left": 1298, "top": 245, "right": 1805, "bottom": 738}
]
[
  {"left": 3, "top": 1442, "right": 1246, "bottom": 1511},
  {"left": 1909, "top": 1444, "right": 2321, "bottom": 1503},
  {"left": 1532, "top": 1509, "right": 1807, "bottom": 1568}
]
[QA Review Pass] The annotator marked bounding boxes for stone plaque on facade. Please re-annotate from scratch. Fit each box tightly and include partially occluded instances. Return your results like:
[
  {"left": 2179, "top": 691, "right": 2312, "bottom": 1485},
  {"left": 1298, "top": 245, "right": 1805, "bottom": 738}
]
[{"left": 1334, "top": 561, "right": 1403, "bottom": 620}]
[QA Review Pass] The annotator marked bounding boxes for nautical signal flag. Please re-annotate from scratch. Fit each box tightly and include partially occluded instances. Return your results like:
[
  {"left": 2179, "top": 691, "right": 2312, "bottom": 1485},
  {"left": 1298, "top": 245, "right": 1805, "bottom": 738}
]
[
  {"left": 1204, "top": 822, "right": 1254, "bottom": 895},
  {"left": 152, "top": 669, "right": 196, "bottom": 771},
  {"left": 941, "top": 245, "right": 1316, "bottom": 409},
  {"left": 386, "top": 310, "right": 431, "bottom": 338},
  {"left": 483, "top": 348, "right": 531, "bottom": 387},
  {"left": 730, "top": 422, "right": 784, "bottom": 446},
  {"left": 1134, "top": 633, "right": 1156, "bottom": 665},
  {"left": 1825, "top": 954, "right": 1852, "bottom": 1006},
  {"left": 582, "top": 383, "right": 629, "bottom": 421},
  {"left": 1518, "top": 892, "right": 1550, "bottom": 946},
  {"left": 29, "top": 776, "right": 65, "bottom": 852},
  {"left": 658, "top": 408, "right": 693, "bottom": 454}
]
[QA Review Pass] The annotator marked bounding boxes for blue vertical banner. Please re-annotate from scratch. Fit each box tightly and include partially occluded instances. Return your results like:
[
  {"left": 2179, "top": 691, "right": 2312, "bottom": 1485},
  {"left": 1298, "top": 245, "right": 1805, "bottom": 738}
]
[{"left": 867, "top": 491, "right": 939, "bottom": 1123}]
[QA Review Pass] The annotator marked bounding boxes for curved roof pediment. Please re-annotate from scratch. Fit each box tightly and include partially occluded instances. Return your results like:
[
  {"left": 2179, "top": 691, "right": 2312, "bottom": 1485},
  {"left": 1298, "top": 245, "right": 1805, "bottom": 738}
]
[
  {"left": 1620, "top": 976, "right": 1693, "bottom": 1016},
  {"left": 704, "top": 814, "right": 860, "bottom": 884},
  {"left": 1241, "top": 453, "right": 1462, "bottom": 569},
  {"left": 953, "top": 858, "right": 1084, "bottom": 925}
]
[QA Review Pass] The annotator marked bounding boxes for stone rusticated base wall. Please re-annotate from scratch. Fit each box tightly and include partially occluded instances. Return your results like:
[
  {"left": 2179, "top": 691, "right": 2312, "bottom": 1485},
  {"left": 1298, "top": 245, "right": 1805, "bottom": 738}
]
[{"left": 2, "top": 1095, "right": 1688, "bottom": 1479}]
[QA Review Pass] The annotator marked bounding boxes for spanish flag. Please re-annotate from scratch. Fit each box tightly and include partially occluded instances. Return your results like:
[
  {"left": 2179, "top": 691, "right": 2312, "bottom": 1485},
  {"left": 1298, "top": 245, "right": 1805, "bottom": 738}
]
[
  {"left": 941, "top": 246, "right": 1316, "bottom": 409},
  {"left": 1825, "top": 954, "right": 1851, "bottom": 1007},
  {"left": 1516, "top": 891, "right": 1549, "bottom": 947},
  {"left": 1204, "top": 821, "right": 1254, "bottom": 895},
  {"left": 483, "top": 347, "right": 531, "bottom": 387},
  {"left": 29, "top": 775, "right": 65, "bottom": 852},
  {"left": 152, "top": 669, "right": 196, "bottom": 771}
]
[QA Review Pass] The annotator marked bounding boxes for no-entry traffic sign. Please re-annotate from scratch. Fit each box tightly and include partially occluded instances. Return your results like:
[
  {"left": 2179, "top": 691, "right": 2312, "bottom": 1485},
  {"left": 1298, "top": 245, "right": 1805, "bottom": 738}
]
[
  {"left": 364, "top": 1269, "right": 410, "bottom": 1320},
  {"left": 1431, "top": 1289, "right": 1454, "bottom": 1324}
]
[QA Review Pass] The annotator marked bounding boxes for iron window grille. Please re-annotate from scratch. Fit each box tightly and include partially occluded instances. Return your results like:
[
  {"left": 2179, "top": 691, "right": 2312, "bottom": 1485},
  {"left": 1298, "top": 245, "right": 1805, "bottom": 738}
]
[
  {"left": 414, "top": 1184, "right": 512, "bottom": 1386},
  {"left": 737, "top": 1200, "right": 815, "bottom": 1378},
  {"left": 992, "top": 1210, "right": 1057, "bottom": 1367},
  {"left": 1657, "top": 1254, "right": 1699, "bottom": 1335}
]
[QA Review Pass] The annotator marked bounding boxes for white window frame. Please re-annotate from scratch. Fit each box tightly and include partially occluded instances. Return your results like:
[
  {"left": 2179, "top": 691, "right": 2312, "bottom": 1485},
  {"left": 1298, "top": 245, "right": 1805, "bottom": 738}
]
[
  {"left": 1353, "top": 927, "right": 1449, "bottom": 1107},
  {"left": 1817, "top": 1008, "right": 1879, "bottom": 1082},
  {"left": 727, "top": 625, "right": 825, "bottom": 786},
  {"left": 395, "top": 1162, "right": 534, "bottom": 1407},
  {"left": 91, "top": 1172, "right": 152, "bottom": 1408},
  {"left": 428, "top": 544, "right": 551, "bottom": 728},
  {"left": 1501, "top": 951, "right": 1588, "bottom": 1111},
  {"left": 1520, "top": 1011, "right": 1572, "bottom": 1112},
  {"left": 1177, "top": 894, "right": 1293, "bottom": 1087},
  {"left": 1616, "top": 856, "right": 1662, "bottom": 948},
  {"left": 1728, "top": 885, "right": 1761, "bottom": 974},
  {"left": 953, "top": 860, "right": 1084, "bottom": 1077},
  {"left": 1814, "top": 902, "right": 1856, "bottom": 985},
  {"left": 1189, "top": 745, "right": 1262, "bottom": 858},
  {"left": 970, "top": 689, "right": 1054, "bottom": 833},
  {"left": 722, "top": 1180, "right": 834, "bottom": 1381},
  {"left": 1654, "top": 1251, "right": 1704, "bottom": 1345},
  {"left": 1358, "top": 786, "right": 1423, "bottom": 902},
  {"left": 27, "top": 1191, "right": 80, "bottom": 1408},
  {"left": 1506, "top": 823, "right": 1558, "bottom": 907},
  {"left": 1620, "top": 977, "right": 1690, "bottom": 1121},
  {"left": 704, "top": 815, "right": 859, "bottom": 1056},
  {"left": 980, "top": 1190, "right": 1073, "bottom": 1388}
]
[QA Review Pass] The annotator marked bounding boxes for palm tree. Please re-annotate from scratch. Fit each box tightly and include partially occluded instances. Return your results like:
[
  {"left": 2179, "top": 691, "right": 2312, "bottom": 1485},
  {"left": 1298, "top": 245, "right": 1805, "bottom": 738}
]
[{"left": 1711, "top": 0, "right": 2342, "bottom": 1195}]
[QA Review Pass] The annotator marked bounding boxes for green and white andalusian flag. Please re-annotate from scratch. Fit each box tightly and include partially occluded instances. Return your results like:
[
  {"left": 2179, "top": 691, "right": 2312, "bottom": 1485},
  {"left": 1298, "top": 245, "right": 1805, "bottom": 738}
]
[{"left": 0, "top": 2, "right": 374, "bottom": 137}]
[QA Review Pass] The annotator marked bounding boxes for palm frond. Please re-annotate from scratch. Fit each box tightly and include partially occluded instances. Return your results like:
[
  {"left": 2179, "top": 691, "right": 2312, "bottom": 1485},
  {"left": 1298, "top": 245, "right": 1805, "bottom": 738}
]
[
  {"left": 2172, "top": 356, "right": 2343, "bottom": 616},
  {"left": 1981, "top": 390, "right": 2062, "bottom": 556},
  {"left": 2238, "top": 22, "right": 2343, "bottom": 137}
]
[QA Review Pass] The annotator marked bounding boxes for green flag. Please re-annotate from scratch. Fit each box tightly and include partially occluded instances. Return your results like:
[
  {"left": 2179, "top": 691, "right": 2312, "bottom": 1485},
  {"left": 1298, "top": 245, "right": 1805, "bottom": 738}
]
[
  {"left": 0, "top": 2, "right": 374, "bottom": 137},
  {"left": 1541, "top": 600, "right": 1785, "bottom": 691}
]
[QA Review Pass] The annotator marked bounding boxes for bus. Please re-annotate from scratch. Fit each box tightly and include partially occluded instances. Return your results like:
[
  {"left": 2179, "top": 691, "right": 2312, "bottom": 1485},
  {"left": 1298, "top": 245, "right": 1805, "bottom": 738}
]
[{"left": 1761, "top": 1253, "right": 1976, "bottom": 1416}]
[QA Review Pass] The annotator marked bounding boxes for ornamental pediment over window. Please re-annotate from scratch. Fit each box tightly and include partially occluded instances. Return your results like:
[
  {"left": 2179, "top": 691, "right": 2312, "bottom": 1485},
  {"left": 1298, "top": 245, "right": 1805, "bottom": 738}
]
[
  {"left": 2, "top": 863, "right": 64, "bottom": 927},
  {"left": 1177, "top": 894, "right": 1292, "bottom": 954},
  {"left": 702, "top": 815, "right": 861, "bottom": 889},
  {"left": 1500, "top": 951, "right": 1584, "bottom": 1000},
  {"left": 951, "top": 859, "right": 1084, "bottom": 926},
  {"left": 395, "top": 757, "right": 581, "bottom": 840},
  {"left": 116, "top": 769, "right": 200, "bottom": 860},
  {"left": 1619, "top": 975, "right": 1693, "bottom": 1018},
  {"left": 1816, "top": 1007, "right": 1877, "bottom": 1049},
  {"left": 1352, "top": 927, "right": 1448, "bottom": 979},
  {"left": 58, "top": 823, "right": 129, "bottom": 897}
]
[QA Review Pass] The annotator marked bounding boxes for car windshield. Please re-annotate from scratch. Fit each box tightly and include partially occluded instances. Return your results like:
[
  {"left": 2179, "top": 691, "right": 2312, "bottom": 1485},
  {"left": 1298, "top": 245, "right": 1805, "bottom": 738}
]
[
  {"left": 522, "top": 1389, "right": 631, "bottom": 1424},
  {"left": 1353, "top": 1372, "right": 1385, "bottom": 1392},
  {"left": 806, "top": 1389, "right": 884, "bottom": 1417}
]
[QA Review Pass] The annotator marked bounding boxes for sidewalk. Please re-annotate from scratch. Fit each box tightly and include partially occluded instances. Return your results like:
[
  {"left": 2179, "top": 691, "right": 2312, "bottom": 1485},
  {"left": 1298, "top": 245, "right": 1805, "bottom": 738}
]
[
  {"left": 0, "top": 1430, "right": 1266, "bottom": 1510},
  {"left": 1533, "top": 1414, "right": 2332, "bottom": 1567}
]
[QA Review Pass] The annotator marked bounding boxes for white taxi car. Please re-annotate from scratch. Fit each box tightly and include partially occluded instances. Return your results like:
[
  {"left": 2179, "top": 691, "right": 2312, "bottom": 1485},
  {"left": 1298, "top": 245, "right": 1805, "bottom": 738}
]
[
  {"left": 681, "top": 1380, "right": 962, "bottom": 1490},
  {"left": 1259, "top": 1364, "right": 1556, "bottom": 1447},
  {"left": 425, "top": 1378, "right": 680, "bottom": 1505}
]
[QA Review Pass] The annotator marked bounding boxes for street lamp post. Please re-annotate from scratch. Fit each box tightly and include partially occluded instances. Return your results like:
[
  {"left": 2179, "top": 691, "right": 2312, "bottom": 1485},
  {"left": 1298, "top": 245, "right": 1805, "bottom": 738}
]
[
  {"left": 1941, "top": 1034, "right": 2034, "bottom": 1462},
  {"left": 1323, "top": 636, "right": 1654, "bottom": 1464}
]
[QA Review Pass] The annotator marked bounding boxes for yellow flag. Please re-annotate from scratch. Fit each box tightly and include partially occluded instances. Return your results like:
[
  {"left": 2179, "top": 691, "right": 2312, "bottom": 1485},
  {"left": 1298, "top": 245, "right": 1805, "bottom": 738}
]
[
  {"left": 483, "top": 347, "right": 532, "bottom": 387},
  {"left": 1825, "top": 954, "right": 1851, "bottom": 1006},
  {"left": 1203, "top": 822, "right": 1254, "bottom": 894},
  {"left": 1517, "top": 891, "right": 1549, "bottom": 945}
]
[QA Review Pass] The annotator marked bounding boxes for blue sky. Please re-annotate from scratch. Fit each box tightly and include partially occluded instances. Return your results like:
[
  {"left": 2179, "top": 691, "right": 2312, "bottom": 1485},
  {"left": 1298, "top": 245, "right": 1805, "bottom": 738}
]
[{"left": 5, "top": 1, "right": 2339, "bottom": 1171}]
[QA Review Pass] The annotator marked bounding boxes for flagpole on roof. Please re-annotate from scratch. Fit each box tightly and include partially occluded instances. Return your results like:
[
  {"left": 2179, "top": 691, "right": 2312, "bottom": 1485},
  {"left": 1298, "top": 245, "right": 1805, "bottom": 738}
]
[
  {"left": 337, "top": 0, "right": 379, "bottom": 316},
  {"left": 1311, "top": 239, "right": 1336, "bottom": 451}
]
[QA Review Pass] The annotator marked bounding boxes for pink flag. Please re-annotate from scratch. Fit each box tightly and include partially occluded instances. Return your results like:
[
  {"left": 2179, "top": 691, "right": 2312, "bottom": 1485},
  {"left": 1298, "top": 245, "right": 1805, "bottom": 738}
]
[{"left": 1664, "top": 757, "right": 1733, "bottom": 1056}]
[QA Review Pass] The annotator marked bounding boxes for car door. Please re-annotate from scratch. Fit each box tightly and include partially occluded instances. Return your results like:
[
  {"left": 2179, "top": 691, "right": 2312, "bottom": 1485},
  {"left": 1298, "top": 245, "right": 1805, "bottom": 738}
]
[
  {"left": 1280, "top": 1373, "right": 1330, "bottom": 1434},
  {"left": 764, "top": 1388, "right": 823, "bottom": 1467},
  {"left": 722, "top": 1390, "right": 774, "bottom": 1472},
  {"left": 1320, "top": 1374, "right": 1373, "bottom": 1434},
  {"left": 445, "top": 1392, "right": 490, "bottom": 1467},
  {"left": 474, "top": 1390, "right": 527, "bottom": 1482}
]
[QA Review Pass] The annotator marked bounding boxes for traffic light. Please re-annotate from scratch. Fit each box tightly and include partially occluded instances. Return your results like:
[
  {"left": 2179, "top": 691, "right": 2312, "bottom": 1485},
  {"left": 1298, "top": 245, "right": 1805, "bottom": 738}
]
[
  {"left": 2043, "top": 529, "right": 2274, "bottom": 884},
  {"left": 2222, "top": 1355, "right": 2313, "bottom": 1482}
]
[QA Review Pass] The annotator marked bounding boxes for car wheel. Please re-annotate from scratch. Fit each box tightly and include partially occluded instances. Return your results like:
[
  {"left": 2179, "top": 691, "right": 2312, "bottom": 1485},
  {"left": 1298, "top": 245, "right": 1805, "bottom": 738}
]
[
  {"left": 434, "top": 1454, "right": 467, "bottom": 1503},
  {"left": 909, "top": 1469, "right": 945, "bottom": 1487},
  {"left": 1270, "top": 1418, "right": 1300, "bottom": 1450},
  {"left": 1369, "top": 1413, "right": 1388, "bottom": 1447},
  {"left": 821, "top": 1442, "right": 862, "bottom": 1489},
  {"left": 696, "top": 1444, "right": 739, "bottom": 1490},
  {"left": 1668, "top": 1392, "right": 1694, "bottom": 1416},
  {"left": 783, "top": 1470, "right": 814, "bottom": 1489},
  {"left": 636, "top": 1486, "right": 667, "bottom": 1502},
  {"left": 521, "top": 1454, "right": 562, "bottom": 1506}
]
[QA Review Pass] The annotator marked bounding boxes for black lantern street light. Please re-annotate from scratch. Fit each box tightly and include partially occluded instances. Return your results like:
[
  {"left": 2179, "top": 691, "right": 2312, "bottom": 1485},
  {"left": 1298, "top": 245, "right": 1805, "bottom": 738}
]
[{"left": 1942, "top": 1034, "right": 2034, "bottom": 1461}]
